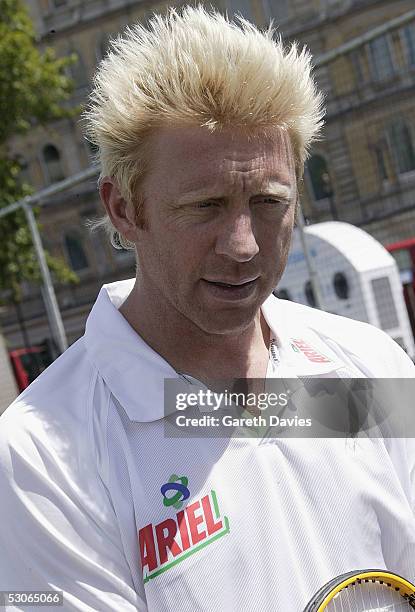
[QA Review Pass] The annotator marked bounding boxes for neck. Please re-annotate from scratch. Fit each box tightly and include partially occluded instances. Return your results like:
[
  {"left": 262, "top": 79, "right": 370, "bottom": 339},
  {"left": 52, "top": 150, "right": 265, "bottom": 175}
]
[{"left": 119, "top": 279, "right": 271, "bottom": 383}]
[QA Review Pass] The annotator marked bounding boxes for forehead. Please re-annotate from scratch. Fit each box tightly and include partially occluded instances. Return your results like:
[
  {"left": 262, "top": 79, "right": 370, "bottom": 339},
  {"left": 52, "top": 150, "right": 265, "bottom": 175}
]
[{"left": 145, "top": 125, "right": 296, "bottom": 193}]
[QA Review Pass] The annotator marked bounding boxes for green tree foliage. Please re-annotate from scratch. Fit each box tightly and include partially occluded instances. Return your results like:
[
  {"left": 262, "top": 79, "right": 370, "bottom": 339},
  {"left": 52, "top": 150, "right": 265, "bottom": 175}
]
[{"left": 0, "top": 0, "right": 79, "bottom": 302}]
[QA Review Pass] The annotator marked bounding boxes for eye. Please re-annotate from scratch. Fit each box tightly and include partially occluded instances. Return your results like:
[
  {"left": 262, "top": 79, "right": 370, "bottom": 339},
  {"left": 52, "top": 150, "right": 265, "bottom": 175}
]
[
  {"left": 256, "top": 197, "right": 288, "bottom": 206},
  {"left": 195, "top": 200, "right": 220, "bottom": 209},
  {"left": 263, "top": 198, "right": 282, "bottom": 204}
]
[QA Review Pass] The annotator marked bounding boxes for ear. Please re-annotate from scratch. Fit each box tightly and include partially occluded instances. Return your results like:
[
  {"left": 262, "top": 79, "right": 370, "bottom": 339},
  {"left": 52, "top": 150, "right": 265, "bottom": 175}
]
[{"left": 99, "top": 177, "right": 138, "bottom": 244}]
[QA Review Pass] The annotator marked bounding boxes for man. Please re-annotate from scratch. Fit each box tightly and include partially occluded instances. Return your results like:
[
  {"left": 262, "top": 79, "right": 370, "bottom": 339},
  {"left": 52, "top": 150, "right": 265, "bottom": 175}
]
[{"left": 0, "top": 6, "right": 414, "bottom": 611}]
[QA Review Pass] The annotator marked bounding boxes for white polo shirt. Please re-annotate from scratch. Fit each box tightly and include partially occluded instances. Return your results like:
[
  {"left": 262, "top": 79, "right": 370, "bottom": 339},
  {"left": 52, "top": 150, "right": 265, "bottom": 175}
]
[{"left": 0, "top": 278, "right": 414, "bottom": 611}]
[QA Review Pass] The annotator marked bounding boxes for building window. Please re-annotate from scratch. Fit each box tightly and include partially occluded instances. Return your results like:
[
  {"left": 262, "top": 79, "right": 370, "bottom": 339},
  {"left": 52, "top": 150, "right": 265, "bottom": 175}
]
[
  {"left": 371, "top": 276, "right": 399, "bottom": 330},
  {"left": 374, "top": 145, "right": 388, "bottom": 181},
  {"left": 81, "top": 210, "right": 110, "bottom": 275},
  {"left": 403, "top": 24, "right": 415, "bottom": 66},
  {"left": 42, "top": 144, "right": 65, "bottom": 183},
  {"left": 68, "top": 49, "right": 88, "bottom": 88},
  {"left": 307, "top": 154, "right": 332, "bottom": 201},
  {"left": 388, "top": 120, "right": 415, "bottom": 175},
  {"left": 350, "top": 50, "right": 365, "bottom": 85},
  {"left": 305, "top": 281, "right": 316, "bottom": 307},
  {"left": 64, "top": 232, "right": 89, "bottom": 271},
  {"left": 368, "top": 35, "right": 394, "bottom": 82},
  {"left": 333, "top": 272, "right": 349, "bottom": 300}
]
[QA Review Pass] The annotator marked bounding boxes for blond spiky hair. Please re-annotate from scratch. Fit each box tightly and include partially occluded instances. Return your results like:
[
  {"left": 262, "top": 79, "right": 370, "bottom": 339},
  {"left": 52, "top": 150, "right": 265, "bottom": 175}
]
[{"left": 83, "top": 4, "right": 325, "bottom": 250}]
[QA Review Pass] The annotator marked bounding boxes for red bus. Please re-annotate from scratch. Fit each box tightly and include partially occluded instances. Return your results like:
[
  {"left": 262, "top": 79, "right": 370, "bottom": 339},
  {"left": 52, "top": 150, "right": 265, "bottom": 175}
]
[
  {"left": 9, "top": 345, "right": 54, "bottom": 392},
  {"left": 386, "top": 238, "right": 415, "bottom": 339}
]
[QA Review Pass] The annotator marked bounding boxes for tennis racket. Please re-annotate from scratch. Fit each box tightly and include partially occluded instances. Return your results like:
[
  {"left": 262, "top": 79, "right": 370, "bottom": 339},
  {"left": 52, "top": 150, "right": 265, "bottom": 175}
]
[{"left": 304, "top": 569, "right": 415, "bottom": 611}]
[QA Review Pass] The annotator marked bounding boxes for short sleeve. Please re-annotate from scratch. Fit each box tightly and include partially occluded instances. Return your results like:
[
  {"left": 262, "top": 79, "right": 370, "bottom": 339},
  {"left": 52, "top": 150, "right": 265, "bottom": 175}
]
[{"left": 0, "top": 401, "right": 147, "bottom": 612}]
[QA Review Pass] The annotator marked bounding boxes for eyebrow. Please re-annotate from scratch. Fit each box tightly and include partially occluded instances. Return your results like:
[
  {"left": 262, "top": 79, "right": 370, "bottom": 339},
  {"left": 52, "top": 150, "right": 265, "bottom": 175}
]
[
  {"left": 176, "top": 181, "right": 294, "bottom": 205},
  {"left": 257, "top": 183, "right": 293, "bottom": 199}
]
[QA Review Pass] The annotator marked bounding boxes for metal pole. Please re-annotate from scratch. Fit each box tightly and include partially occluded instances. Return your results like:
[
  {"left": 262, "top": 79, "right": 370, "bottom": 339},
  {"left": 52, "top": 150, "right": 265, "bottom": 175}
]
[
  {"left": 22, "top": 203, "right": 68, "bottom": 354},
  {"left": 296, "top": 205, "right": 325, "bottom": 310},
  {"left": 0, "top": 165, "right": 100, "bottom": 220}
]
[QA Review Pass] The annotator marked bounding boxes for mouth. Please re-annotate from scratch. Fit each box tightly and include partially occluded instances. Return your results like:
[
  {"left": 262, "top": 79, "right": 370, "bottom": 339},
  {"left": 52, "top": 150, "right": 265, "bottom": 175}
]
[{"left": 201, "top": 277, "right": 260, "bottom": 301}]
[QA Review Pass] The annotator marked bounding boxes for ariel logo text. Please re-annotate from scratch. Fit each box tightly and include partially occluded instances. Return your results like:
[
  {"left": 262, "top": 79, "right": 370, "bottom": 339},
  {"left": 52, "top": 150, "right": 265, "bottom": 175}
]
[{"left": 139, "top": 489, "right": 230, "bottom": 583}]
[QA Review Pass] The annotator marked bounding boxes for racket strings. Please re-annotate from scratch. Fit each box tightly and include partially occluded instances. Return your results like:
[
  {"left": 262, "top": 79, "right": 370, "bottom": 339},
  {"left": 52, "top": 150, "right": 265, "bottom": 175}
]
[{"left": 327, "top": 579, "right": 414, "bottom": 611}]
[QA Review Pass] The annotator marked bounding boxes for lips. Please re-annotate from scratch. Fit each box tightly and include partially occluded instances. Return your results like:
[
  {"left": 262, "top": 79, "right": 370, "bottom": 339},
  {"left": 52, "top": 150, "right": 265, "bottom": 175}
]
[
  {"left": 203, "top": 277, "right": 259, "bottom": 287},
  {"left": 201, "top": 277, "right": 260, "bottom": 301}
]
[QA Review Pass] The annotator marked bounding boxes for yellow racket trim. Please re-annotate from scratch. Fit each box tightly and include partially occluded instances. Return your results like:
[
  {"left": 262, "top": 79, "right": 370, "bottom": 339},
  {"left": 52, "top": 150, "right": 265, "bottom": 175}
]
[{"left": 317, "top": 570, "right": 415, "bottom": 611}]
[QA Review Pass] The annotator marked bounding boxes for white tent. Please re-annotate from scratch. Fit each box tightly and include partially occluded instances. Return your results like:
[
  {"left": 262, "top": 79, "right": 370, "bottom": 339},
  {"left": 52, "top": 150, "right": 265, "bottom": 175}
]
[{"left": 278, "top": 221, "right": 415, "bottom": 359}]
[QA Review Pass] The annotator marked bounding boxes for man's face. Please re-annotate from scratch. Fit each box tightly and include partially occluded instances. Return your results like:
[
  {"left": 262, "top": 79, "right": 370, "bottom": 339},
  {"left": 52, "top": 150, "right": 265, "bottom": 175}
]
[{"left": 133, "top": 125, "right": 296, "bottom": 335}]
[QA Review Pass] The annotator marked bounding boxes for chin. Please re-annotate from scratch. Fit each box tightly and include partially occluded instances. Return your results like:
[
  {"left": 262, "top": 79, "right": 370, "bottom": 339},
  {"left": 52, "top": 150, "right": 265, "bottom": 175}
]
[{"left": 192, "top": 307, "right": 259, "bottom": 336}]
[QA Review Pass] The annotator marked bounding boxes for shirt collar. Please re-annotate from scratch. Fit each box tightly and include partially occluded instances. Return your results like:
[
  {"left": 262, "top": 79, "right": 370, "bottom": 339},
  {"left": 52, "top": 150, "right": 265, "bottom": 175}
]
[
  {"left": 262, "top": 296, "right": 352, "bottom": 377},
  {"left": 84, "top": 279, "right": 179, "bottom": 422},
  {"left": 84, "top": 280, "right": 344, "bottom": 422}
]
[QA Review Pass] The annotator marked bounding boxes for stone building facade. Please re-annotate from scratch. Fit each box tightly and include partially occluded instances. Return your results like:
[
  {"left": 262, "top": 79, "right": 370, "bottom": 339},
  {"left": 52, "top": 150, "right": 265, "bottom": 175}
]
[{"left": 1, "top": 0, "right": 414, "bottom": 351}]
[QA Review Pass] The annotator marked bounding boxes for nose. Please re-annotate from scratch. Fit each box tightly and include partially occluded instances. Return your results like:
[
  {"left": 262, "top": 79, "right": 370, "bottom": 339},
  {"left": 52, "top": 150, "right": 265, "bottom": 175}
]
[{"left": 215, "top": 211, "right": 259, "bottom": 262}]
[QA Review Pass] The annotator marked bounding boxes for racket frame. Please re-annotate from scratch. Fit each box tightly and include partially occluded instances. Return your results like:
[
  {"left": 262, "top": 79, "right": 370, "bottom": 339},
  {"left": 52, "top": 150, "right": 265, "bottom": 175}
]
[{"left": 305, "top": 569, "right": 415, "bottom": 612}]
